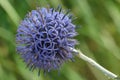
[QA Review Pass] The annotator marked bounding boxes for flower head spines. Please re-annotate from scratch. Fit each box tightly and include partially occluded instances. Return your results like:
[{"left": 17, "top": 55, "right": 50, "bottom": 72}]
[{"left": 16, "top": 6, "right": 77, "bottom": 74}]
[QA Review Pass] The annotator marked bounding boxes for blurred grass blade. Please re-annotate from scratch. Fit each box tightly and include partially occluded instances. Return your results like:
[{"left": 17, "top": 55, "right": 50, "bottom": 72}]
[
  {"left": 100, "top": 30, "right": 120, "bottom": 60},
  {"left": 104, "top": 0, "right": 120, "bottom": 33},
  {"left": 48, "top": 0, "right": 62, "bottom": 7},
  {"left": 64, "top": 68, "right": 86, "bottom": 80},
  {"left": 0, "top": 27, "right": 14, "bottom": 45},
  {"left": 115, "top": 77, "right": 120, "bottom": 80},
  {"left": 0, "top": 0, "right": 20, "bottom": 26},
  {"left": 76, "top": 0, "right": 99, "bottom": 39}
]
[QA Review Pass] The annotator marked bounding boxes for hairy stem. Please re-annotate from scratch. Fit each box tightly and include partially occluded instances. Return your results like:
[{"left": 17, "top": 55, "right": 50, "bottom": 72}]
[{"left": 70, "top": 48, "right": 119, "bottom": 80}]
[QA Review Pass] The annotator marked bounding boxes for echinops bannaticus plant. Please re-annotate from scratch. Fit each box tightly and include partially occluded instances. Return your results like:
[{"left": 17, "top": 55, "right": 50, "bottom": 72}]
[
  {"left": 16, "top": 5, "right": 119, "bottom": 80},
  {"left": 16, "top": 6, "right": 77, "bottom": 75}
]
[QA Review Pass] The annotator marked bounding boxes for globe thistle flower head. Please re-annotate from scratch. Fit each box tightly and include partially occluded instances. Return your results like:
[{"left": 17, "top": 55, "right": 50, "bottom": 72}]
[{"left": 16, "top": 6, "right": 77, "bottom": 74}]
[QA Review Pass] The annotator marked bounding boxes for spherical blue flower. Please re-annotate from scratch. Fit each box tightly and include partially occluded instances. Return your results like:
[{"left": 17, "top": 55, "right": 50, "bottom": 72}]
[{"left": 16, "top": 6, "right": 77, "bottom": 74}]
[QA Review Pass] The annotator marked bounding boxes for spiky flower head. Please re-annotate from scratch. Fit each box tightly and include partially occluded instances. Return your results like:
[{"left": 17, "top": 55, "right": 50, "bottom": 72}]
[{"left": 16, "top": 6, "right": 77, "bottom": 74}]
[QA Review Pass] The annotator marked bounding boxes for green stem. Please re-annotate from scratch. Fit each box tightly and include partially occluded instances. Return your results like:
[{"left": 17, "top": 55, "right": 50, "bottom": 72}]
[{"left": 70, "top": 48, "right": 119, "bottom": 80}]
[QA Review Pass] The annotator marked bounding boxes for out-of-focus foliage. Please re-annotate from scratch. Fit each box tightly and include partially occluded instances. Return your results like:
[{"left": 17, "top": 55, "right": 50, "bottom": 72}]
[{"left": 0, "top": 0, "right": 120, "bottom": 80}]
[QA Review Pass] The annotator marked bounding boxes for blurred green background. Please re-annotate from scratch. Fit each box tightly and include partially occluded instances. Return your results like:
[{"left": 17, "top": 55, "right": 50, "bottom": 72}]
[{"left": 0, "top": 0, "right": 120, "bottom": 80}]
